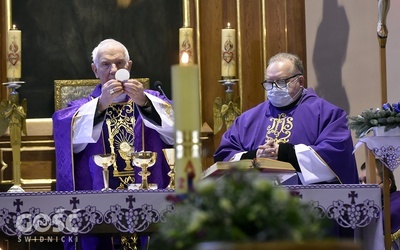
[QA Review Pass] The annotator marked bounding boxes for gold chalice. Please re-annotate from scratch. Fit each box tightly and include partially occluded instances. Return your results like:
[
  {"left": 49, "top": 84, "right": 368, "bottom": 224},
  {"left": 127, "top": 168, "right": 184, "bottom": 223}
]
[
  {"left": 118, "top": 141, "right": 134, "bottom": 171},
  {"left": 162, "top": 148, "right": 175, "bottom": 190},
  {"left": 132, "top": 151, "right": 157, "bottom": 190},
  {"left": 92, "top": 153, "right": 115, "bottom": 191}
]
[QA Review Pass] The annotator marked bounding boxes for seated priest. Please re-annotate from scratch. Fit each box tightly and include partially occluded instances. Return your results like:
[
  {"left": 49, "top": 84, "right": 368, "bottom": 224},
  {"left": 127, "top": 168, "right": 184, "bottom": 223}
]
[
  {"left": 52, "top": 38, "right": 174, "bottom": 250},
  {"left": 214, "top": 52, "right": 359, "bottom": 185}
]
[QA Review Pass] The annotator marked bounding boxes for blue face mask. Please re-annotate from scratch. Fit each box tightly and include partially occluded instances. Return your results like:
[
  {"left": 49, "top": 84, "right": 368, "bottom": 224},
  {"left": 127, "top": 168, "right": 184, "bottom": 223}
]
[{"left": 267, "top": 88, "right": 302, "bottom": 107}]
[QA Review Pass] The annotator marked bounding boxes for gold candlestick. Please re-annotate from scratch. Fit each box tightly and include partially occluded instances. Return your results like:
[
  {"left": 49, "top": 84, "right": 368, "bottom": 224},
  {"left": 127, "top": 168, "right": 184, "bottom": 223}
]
[
  {"left": 0, "top": 81, "right": 27, "bottom": 193},
  {"left": 213, "top": 79, "right": 241, "bottom": 134}
]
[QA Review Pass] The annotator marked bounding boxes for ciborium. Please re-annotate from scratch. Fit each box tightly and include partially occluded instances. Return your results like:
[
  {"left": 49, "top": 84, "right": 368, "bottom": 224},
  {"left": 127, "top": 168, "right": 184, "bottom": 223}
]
[
  {"left": 132, "top": 151, "right": 157, "bottom": 190},
  {"left": 92, "top": 154, "right": 115, "bottom": 191}
]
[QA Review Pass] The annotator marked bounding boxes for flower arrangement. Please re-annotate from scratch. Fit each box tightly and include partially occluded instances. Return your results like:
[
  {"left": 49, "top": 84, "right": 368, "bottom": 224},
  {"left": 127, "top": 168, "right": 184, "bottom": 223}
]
[
  {"left": 347, "top": 101, "right": 400, "bottom": 138},
  {"left": 151, "top": 170, "right": 329, "bottom": 249}
]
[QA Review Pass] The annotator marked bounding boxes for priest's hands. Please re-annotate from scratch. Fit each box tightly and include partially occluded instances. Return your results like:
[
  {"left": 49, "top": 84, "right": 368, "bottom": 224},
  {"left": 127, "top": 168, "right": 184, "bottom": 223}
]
[
  {"left": 257, "top": 140, "right": 279, "bottom": 160},
  {"left": 123, "top": 79, "right": 148, "bottom": 107},
  {"left": 98, "top": 79, "right": 148, "bottom": 112},
  {"left": 98, "top": 79, "right": 123, "bottom": 111}
]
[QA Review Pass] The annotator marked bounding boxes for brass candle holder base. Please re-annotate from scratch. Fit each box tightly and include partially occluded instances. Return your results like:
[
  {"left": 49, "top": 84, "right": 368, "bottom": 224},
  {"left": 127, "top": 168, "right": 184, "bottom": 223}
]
[{"left": 7, "top": 185, "right": 25, "bottom": 193}]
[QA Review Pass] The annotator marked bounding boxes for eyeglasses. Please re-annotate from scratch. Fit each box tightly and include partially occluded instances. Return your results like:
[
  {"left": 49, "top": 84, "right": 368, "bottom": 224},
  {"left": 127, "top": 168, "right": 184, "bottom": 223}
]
[{"left": 261, "top": 74, "right": 302, "bottom": 91}]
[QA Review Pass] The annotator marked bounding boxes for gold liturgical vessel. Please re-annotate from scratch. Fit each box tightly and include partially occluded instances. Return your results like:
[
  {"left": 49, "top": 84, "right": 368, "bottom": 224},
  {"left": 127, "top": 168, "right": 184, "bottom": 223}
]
[
  {"left": 132, "top": 151, "right": 157, "bottom": 190},
  {"left": 92, "top": 154, "right": 115, "bottom": 191},
  {"left": 162, "top": 148, "right": 175, "bottom": 190}
]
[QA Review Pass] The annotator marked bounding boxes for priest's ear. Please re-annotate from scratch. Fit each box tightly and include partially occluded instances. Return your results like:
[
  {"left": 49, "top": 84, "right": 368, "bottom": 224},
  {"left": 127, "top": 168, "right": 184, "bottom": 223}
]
[
  {"left": 298, "top": 75, "right": 305, "bottom": 87},
  {"left": 91, "top": 62, "right": 99, "bottom": 79}
]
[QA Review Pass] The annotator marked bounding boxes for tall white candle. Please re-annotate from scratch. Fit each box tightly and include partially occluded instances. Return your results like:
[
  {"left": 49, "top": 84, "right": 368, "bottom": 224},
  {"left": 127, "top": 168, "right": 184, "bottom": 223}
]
[
  {"left": 6, "top": 25, "right": 22, "bottom": 79},
  {"left": 179, "top": 27, "right": 194, "bottom": 65},
  {"left": 221, "top": 23, "right": 236, "bottom": 78},
  {"left": 171, "top": 52, "right": 202, "bottom": 193}
]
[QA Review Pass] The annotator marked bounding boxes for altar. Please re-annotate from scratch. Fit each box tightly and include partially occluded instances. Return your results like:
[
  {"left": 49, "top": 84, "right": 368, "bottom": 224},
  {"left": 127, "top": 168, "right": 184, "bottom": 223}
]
[{"left": 0, "top": 184, "right": 383, "bottom": 250}]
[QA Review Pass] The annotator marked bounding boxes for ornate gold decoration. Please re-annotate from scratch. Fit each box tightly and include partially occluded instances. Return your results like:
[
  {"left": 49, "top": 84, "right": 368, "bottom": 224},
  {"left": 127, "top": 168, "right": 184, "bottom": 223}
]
[
  {"left": 121, "top": 233, "right": 140, "bottom": 250},
  {"left": 0, "top": 82, "right": 27, "bottom": 192},
  {"left": 213, "top": 79, "right": 241, "bottom": 134},
  {"left": 106, "top": 102, "right": 136, "bottom": 189},
  {"left": 265, "top": 113, "right": 293, "bottom": 144}
]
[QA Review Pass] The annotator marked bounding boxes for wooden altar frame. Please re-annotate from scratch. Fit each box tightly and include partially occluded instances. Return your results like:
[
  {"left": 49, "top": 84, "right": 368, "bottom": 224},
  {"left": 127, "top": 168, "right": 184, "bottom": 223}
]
[{"left": 365, "top": 147, "right": 392, "bottom": 250}]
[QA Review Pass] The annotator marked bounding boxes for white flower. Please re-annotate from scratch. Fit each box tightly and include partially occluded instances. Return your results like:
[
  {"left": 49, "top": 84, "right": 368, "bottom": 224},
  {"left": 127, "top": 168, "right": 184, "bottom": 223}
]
[
  {"left": 219, "top": 198, "right": 233, "bottom": 213},
  {"left": 187, "top": 210, "right": 209, "bottom": 233},
  {"left": 252, "top": 178, "right": 272, "bottom": 191},
  {"left": 196, "top": 178, "right": 216, "bottom": 195},
  {"left": 271, "top": 186, "right": 289, "bottom": 203}
]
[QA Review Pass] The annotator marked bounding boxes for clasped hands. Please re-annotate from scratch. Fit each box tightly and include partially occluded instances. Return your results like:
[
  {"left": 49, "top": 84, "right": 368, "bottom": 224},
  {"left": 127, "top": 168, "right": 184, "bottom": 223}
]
[
  {"left": 256, "top": 139, "right": 279, "bottom": 160},
  {"left": 99, "top": 79, "right": 147, "bottom": 111}
]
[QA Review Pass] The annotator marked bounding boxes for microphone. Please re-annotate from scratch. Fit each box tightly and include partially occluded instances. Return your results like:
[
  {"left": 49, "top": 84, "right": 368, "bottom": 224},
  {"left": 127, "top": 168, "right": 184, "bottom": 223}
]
[{"left": 154, "top": 81, "right": 168, "bottom": 98}]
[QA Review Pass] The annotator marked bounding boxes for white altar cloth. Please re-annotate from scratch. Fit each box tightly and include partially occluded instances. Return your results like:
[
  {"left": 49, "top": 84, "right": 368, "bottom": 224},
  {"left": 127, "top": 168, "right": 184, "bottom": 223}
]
[
  {"left": 355, "top": 136, "right": 400, "bottom": 171},
  {"left": 0, "top": 189, "right": 174, "bottom": 236},
  {"left": 0, "top": 185, "right": 382, "bottom": 250},
  {"left": 284, "top": 184, "right": 383, "bottom": 250}
]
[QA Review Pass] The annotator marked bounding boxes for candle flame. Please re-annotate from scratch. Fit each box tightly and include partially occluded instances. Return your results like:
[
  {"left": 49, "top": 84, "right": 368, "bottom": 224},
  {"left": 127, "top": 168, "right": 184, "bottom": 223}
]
[
  {"left": 181, "top": 52, "right": 189, "bottom": 64},
  {"left": 227, "top": 22, "right": 230, "bottom": 28}
]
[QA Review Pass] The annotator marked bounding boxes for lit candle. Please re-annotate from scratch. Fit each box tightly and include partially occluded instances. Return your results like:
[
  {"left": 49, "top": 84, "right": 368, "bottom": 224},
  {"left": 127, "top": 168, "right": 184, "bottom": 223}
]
[
  {"left": 179, "top": 27, "right": 194, "bottom": 65},
  {"left": 221, "top": 23, "right": 236, "bottom": 78},
  {"left": 171, "top": 52, "right": 202, "bottom": 193},
  {"left": 6, "top": 24, "right": 22, "bottom": 80}
]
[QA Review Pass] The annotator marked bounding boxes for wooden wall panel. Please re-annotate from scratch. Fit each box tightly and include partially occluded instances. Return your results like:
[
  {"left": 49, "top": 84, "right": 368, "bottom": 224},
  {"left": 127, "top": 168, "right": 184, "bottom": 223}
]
[
  {"left": 198, "top": 0, "right": 225, "bottom": 169},
  {"left": 286, "top": 0, "right": 307, "bottom": 80},
  {"left": 265, "top": 1, "right": 288, "bottom": 57},
  {"left": 239, "top": 0, "right": 264, "bottom": 111}
]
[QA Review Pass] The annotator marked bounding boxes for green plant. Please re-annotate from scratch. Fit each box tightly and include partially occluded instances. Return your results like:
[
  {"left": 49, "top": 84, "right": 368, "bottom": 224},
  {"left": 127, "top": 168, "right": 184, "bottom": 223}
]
[
  {"left": 151, "top": 170, "right": 330, "bottom": 250},
  {"left": 347, "top": 102, "right": 400, "bottom": 138}
]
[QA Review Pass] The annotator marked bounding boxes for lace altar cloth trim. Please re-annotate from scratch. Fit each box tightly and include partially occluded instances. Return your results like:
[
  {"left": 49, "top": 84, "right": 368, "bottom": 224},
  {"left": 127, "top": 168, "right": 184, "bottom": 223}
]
[
  {"left": 0, "top": 185, "right": 382, "bottom": 238},
  {"left": 283, "top": 184, "right": 382, "bottom": 230},
  {"left": 0, "top": 189, "right": 174, "bottom": 236},
  {"left": 355, "top": 136, "right": 400, "bottom": 171}
]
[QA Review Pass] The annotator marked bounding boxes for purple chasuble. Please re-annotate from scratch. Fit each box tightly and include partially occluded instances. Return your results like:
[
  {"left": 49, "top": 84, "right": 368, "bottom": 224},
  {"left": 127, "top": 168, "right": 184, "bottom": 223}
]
[
  {"left": 214, "top": 88, "right": 358, "bottom": 184},
  {"left": 52, "top": 84, "right": 172, "bottom": 192},
  {"left": 388, "top": 191, "right": 400, "bottom": 234}
]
